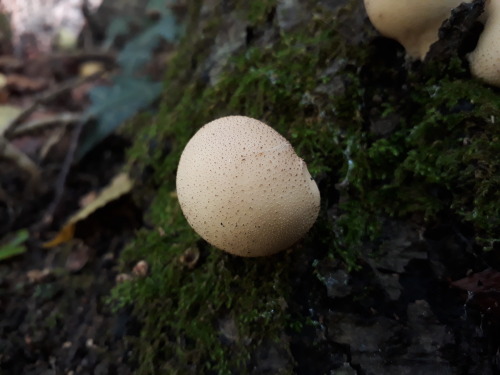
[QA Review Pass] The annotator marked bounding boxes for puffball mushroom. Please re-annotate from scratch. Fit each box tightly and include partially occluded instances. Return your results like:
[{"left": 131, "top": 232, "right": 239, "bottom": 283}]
[
  {"left": 468, "top": 0, "right": 500, "bottom": 87},
  {"left": 176, "top": 116, "right": 320, "bottom": 257},
  {"left": 363, "top": 0, "right": 472, "bottom": 60}
]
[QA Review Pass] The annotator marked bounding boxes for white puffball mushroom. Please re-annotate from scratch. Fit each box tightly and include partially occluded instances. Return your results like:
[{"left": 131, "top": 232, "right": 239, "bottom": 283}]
[
  {"left": 176, "top": 116, "right": 320, "bottom": 257},
  {"left": 363, "top": 0, "right": 472, "bottom": 60},
  {"left": 468, "top": 0, "right": 500, "bottom": 87}
]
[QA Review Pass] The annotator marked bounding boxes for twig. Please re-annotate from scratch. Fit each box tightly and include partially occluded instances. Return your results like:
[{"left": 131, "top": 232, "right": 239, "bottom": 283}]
[
  {"left": 4, "top": 70, "right": 106, "bottom": 138},
  {"left": 40, "top": 126, "right": 66, "bottom": 160},
  {"left": 41, "top": 116, "right": 89, "bottom": 227},
  {"left": 0, "top": 136, "right": 41, "bottom": 186},
  {"left": 48, "top": 50, "right": 116, "bottom": 64},
  {"left": 12, "top": 112, "right": 81, "bottom": 136}
]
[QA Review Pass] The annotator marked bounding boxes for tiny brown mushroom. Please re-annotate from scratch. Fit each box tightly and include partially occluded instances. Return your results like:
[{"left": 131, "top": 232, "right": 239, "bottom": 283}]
[{"left": 176, "top": 116, "right": 320, "bottom": 257}]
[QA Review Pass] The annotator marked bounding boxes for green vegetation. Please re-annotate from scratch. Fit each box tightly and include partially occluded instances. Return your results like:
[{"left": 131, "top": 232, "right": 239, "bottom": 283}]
[
  {"left": 0, "top": 229, "right": 28, "bottom": 261},
  {"left": 112, "top": 0, "right": 500, "bottom": 373}
]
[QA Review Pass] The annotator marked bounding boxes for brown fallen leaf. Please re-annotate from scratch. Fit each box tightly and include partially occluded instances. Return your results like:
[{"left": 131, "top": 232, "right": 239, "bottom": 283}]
[
  {"left": 0, "top": 56, "right": 23, "bottom": 71},
  {"left": 65, "top": 242, "right": 90, "bottom": 272},
  {"left": 79, "top": 190, "right": 98, "bottom": 207},
  {"left": 42, "top": 222, "right": 76, "bottom": 248},
  {"left": 6, "top": 74, "right": 49, "bottom": 93},
  {"left": 43, "top": 173, "right": 133, "bottom": 248},
  {"left": 26, "top": 268, "right": 52, "bottom": 283}
]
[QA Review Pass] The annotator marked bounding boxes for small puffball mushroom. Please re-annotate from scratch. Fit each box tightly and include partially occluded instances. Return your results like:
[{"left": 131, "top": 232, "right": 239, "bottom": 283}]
[
  {"left": 468, "top": 0, "right": 500, "bottom": 87},
  {"left": 176, "top": 116, "right": 320, "bottom": 257},
  {"left": 363, "top": 0, "right": 472, "bottom": 60}
]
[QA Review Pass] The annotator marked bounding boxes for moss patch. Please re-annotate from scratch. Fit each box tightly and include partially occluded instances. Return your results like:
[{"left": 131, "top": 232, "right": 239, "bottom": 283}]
[{"left": 113, "top": 0, "right": 499, "bottom": 373}]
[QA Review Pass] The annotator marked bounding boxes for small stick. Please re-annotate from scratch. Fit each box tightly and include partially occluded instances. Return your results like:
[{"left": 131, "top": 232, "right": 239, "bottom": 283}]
[
  {"left": 4, "top": 71, "right": 105, "bottom": 138},
  {"left": 0, "top": 136, "right": 41, "bottom": 185},
  {"left": 12, "top": 112, "right": 81, "bottom": 136},
  {"left": 41, "top": 116, "right": 89, "bottom": 226}
]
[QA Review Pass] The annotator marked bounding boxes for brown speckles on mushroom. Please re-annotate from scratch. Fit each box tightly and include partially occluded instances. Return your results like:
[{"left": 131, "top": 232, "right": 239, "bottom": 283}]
[{"left": 176, "top": 116, "right": 321, "bottom": 257}]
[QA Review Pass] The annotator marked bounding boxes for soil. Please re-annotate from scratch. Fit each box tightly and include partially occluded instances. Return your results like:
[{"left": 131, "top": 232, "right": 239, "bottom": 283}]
[{"left": 0, "top": 136, "right": 139, "bottom": 375}]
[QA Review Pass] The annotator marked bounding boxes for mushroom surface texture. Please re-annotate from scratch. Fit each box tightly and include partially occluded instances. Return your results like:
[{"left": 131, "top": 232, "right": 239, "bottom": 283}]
[
  {"left": 176, "top": 116, "right": 321, "bottom": 257},
  {"left": 363, "top": 0, "right": 472, "bottom": 60},
  {"left": 468, "top": 0, "right": 500, "bottom": 87}
]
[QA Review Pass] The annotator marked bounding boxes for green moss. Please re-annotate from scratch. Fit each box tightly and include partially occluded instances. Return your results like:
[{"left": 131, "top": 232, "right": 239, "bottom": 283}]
[
  {"left": 329, "top": 78, "right": 499, "bottom": 259},
  {"left": 114, "top": 0, "right": 499, "bottom": 373},
  {"left": 115, "top": 4, "right": 342, "bottom": 374},
  {"left": 240, "top": 0, "right": 276, "bottom": 24},
  {"left": 112, "top": 231, "right": 294, "bottom": 373}
]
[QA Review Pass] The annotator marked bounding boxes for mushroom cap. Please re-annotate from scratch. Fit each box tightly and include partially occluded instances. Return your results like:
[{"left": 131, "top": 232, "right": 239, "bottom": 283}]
[
  {"left": 468, "top": 0, "right": 500, "bottom": 87},
  {"left": 176, "top": 116, "right": 320, "bottom": 257},
  {"left": 363, "top": 0, "right": 472, "bottom": 60}
]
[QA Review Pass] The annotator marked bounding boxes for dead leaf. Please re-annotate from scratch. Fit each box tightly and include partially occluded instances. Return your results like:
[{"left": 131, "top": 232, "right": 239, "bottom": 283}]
[
  {"left": 65, "top": 243, "right": 90, "bottom": 272},
  {"left": 26, "top": 268, "right": 52, "bottom": 283},
  {"left": 79, "top": 191, "right": 98, "bottom": 207},
  {"left": 0, "top": 56, "right": 23, "bottom": 71},
  {"left": 6, "top": 74, "right": 49, "bottom": 93},
  {"left": 42, "top": 222, "right": 76, "bottom": 248},
  {"left": 0, "top": 105, "right": 22, "bottom": 135},
  {"left": 70, "top": 172, "right": 133, "bottom": 223},
  {"left": 43, "top": 173, "right": 133, "bottom": 248},
  {"left": 39, "top": 127, "right": 66, "bottom": 160},
  {"left": 79, "top": 61, "right": 105, "bottom": 77}
]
